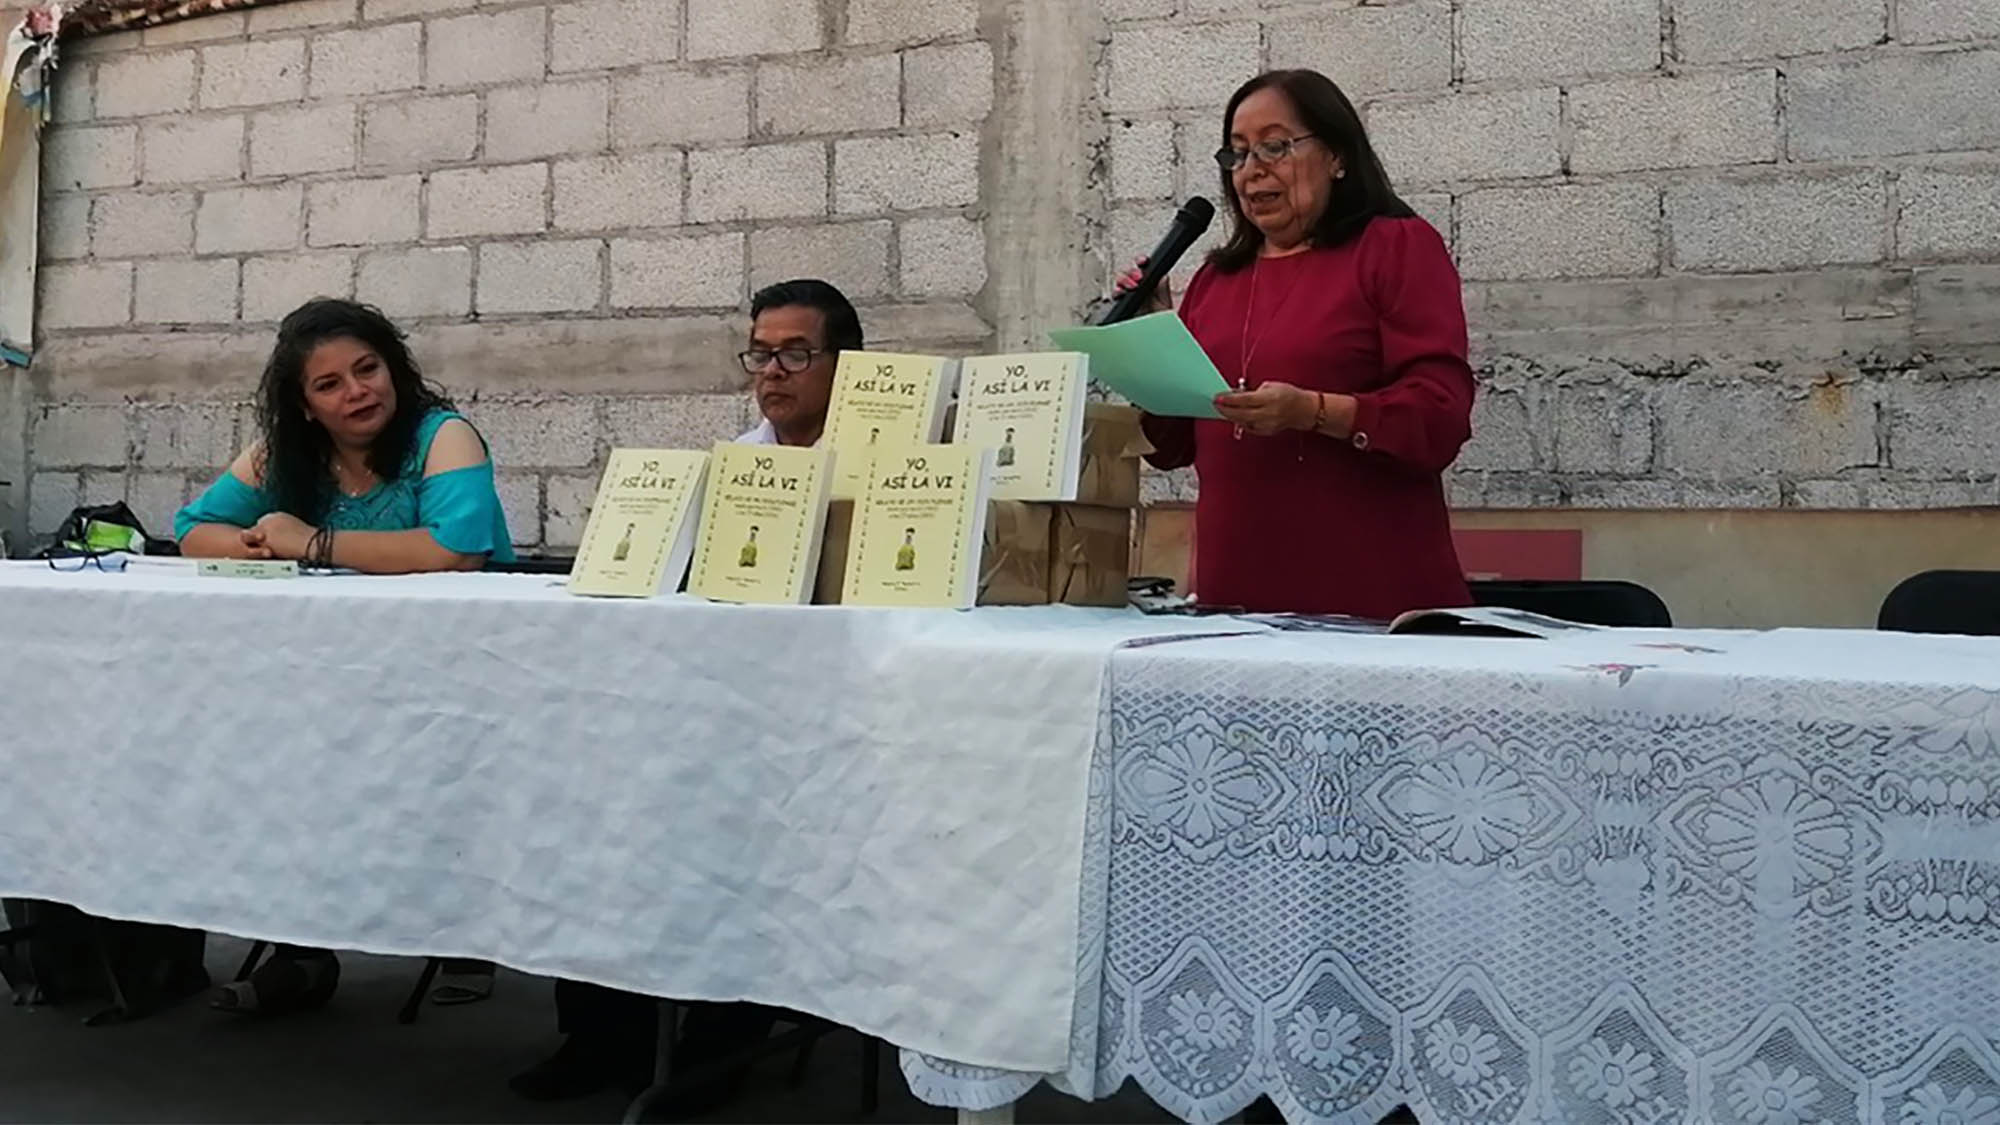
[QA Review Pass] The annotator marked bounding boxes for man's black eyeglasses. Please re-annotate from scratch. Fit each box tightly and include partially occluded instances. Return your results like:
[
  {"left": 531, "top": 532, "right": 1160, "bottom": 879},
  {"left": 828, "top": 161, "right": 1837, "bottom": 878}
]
[{"left": 738, "top": 348, "right": 829, "bottom": 375}]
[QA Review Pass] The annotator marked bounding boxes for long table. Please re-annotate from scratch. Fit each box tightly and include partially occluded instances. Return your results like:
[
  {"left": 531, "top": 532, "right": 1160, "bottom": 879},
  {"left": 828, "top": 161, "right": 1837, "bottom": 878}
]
[
  {"left": 7, "top": 563, "right": 1999, "bottom": 1125},
  {"left": 0, "top": 563, "right": 1244, "bottom": 1074},
  {"left": 903, "top": 626, "right": 2000, "bottom": 1124}
]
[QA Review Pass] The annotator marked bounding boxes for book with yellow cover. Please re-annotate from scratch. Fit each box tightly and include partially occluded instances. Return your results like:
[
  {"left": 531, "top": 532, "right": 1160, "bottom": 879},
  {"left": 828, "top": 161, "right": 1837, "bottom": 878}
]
[
  {"left": 951, "top": 352, "right": 1089, "bottom": 501},
  {"left": 841, "top": 443, "right": 997, "bottom": 609},
  {"left": 567, "top": 449, "right": 710, "bottom": 598},
  {"left": 688, "top": 442, "right": 834, "bottom": 605},
  {"left": 823, "top": 350, "right": 959, "bottom": 499}
]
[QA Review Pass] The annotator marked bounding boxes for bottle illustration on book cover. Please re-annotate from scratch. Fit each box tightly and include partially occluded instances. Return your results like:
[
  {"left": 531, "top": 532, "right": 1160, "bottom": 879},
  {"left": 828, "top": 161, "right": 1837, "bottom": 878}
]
[
  {"left": 612, "top": 523, "right": 634, "bottom": 562},
  {"left": 868, "top": 427, "right": 880, "bottom": 445},
  {"left": 895, "top": 527, "right": 917, "bottom": 571},
  {"left": 996, "top": 427, "right": 1016, "bottom": 468},
  {"left": 739, "top": 525, "right": 759, "bottom": 568}
]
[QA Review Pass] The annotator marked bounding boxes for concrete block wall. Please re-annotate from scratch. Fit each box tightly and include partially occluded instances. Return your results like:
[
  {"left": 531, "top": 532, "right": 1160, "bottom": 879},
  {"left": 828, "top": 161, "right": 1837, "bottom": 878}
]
[{"left": 10, "top": 0, "right": 2000, "bottom": 551}]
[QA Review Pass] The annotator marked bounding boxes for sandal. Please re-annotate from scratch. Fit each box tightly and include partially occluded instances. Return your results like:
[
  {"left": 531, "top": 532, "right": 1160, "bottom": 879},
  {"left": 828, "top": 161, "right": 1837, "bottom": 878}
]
[{"left": 211, "top": 952, "right": 339, "bottom": 1016}]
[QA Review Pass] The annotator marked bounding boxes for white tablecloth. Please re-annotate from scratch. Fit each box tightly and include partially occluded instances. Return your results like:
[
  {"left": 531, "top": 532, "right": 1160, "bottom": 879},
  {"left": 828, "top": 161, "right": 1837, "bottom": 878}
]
[
  {"left": 903, "top": 626, "right": 2000, "bottom": 1124},
  {"left": 0, "top": 563, "right": 1247, "bottom": 1072}
]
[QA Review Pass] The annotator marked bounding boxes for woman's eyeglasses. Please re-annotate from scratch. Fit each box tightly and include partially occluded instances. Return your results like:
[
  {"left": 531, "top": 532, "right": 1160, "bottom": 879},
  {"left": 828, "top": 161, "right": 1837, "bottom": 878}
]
[
  {"left": 46, "top": 551, "right": 128, "bottom": 573},
  {"left": 1214, "top": 135, "right": 1318, "bottom": 172},
  {"left": 737, "top": 348, "right": 826, "bottom": 375}
]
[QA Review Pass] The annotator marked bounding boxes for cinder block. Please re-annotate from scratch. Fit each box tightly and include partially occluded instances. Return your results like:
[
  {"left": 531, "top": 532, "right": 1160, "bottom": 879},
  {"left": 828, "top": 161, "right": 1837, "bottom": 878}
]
[
  {"left": 1567, "top": 478, "right": 1782, "bottom": 509},
  {"left": 612, "top": 67, "right": 751, "bottom": 148},
  {"left": 425, "top": 7, "right": 547, "bottom": 88},
  {"left": 686, "top": 143, "right": 826, "bottom": 222},
  {"left": 603, "top": 394, "right": 752, "bottom": 448},
  {"left": 845, "top": 0, "right": 977, "bottom": 45},
  {"left": 494, "top": 469, "right": 541, "bottom": 547},
  {"left": 1458, "top": 183, "right": 1660, "bottom": 280},
  {"left": 1667, "top": 173, "right": 1885, "bottom": 271},
  {"left": 308, "top": 175, "right": 422, "bottom": 247},
  {"left": 33, "top": 404, "right": 129, "bottom": 467},
  {"left": 552, "top": 151, "right": 683, "bottom": 231},
  {"left": 1658, "top": 380, "right": 1880, "bottom": 476},
  {"left": 91, "top": 190, "right": 195, "bottom": 258},
  {"left": 485, "top": 80, "right": 611, "bottom": 162},
  {"left": 609, "top": 232, "right": 744, "bottom": 309},
  {"left": 196, "top": 183, "right": 303, "bottom": 253},
  {"left": 1103, "top": 0, "right": 1175, "bottom": 18},
  {"left": 687, "top": 0, "right": 821, "bottom": 60},
  {"left": 310, "top": 22, "right": 422, "bottom": 98},
  {"left": 898, "top": 216, "right": 984, "bottom": 298},
  {"left": 361, "top": 94, "right": 478, "bottom": 168},
  {"left": 1457, "top": 388, "right": 1541, "bottom": 472},
  {"left": 135, "top": 403, "right": 238, "bottom": 468},
  {"left": 93, "top": 50, "right": 197, "bottom": 118},
  {"left": 1889, "top": 377, "right": 2000, "bottom": 473},
  {"left": 199, "top": 39, "right": 307, "bottom": 108},
  {"left": 136, "top": 259, "right": 239, "bottom": 324},
  {"left": 1459, "top": 0, "right": 1655, "bottom": 82},
  {"left": 140, "top": 115, "right": 244, "bottom": 185},
  {"left": 1107, "top": 23, "right": 1260, "bottom": 111},
  {"left": 1369, "top": 89, "right": 1560, "bottom": 185},
  {"left": 248, "top": 0, "right": 359, "bottom": 32},
  {"left": 543, "top": 472, "right": 595, "bottom": 547},
  {"left": 1788, "top": 50, "right": 2000, "bottom": 160},
  {"left": 749, "top": 221, "right": 892, "bottom": 297},
  {"left": 28, "top": 472, "right": 83, "bottom": 534},
  {"left": 366, "top": 0, "right": 475, "bottom": 18},
  {"left": 243, "top": 252, "right": 356, "bottom": 321},
  {"left": 1900, "top": 168, "right": 2000, "bottom": 261},
  {"left": 41, "top": 193, "right": 90, "bottom": 261},
  {"left": 427, "top": 162, "right": 548, "bottom": 237},
  {"left": 1552, "top": 384, "right": 1652, "bottom": 473},
  {"left": 40, "top": 263, "right": 133, "bottom": 330},
  {"left": 462, "top": 398, "right": 599, "bottom": 468},
  {"left": 834, "top": 132, "right": 978, "bottom": 213},
  {"left": 357, "top": 246, "right": 473, "bottom": 317},
  {"left": 51, "top": 65, "right": 93, "bottom": 126},
  {"left": 904, "top": 41, "right": 993, "bottom": 129},
  {"left": 552, "top": 0, "right": 679, "bottom": 72},
  {"left": 1676, "top": 0, "right": 1884, "bottom": 62},
  {"left": 1570, "top": 70, "right": 1778, "bottom": 174},
  {"left": 1899, "top": 0, "right": 2000, "bottom": 43},
  {"left": 1109, "top": 119, "right": 1174, "bottom": 202},
  {"left": 476, "top": 241, "right": 604, "bottom": 315},
  {"left": 126, "top": 472, "right": 191, "bottom": 533},
  {"left": 1267, "top": 2, "right": 1451, "bottom": 95},
  {"left": 1913, "top": 265, "right": 2000, "bottom": 352},
  {"left": 250, "top": 103, "right": 358, "bottom": 176},
  {"left": 756, "top": 54, "right": 899, "bottom": 136},
  {"left": 45, "top": 124, "right": 138, "bottom": 191}
]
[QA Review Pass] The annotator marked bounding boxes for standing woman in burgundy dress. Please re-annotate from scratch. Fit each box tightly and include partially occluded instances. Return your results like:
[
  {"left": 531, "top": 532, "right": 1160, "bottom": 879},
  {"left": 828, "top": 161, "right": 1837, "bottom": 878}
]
[{"left": 1128, "top": 69, "right": 1476, "bottom": 619}]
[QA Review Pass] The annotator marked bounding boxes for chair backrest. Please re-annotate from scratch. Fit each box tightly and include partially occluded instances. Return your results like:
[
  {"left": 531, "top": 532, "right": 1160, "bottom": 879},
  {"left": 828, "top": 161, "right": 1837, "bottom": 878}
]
[
  {"left": 1469, "top": 579, "right": 1672, "bottom": 628},
  {"left": 1877, "top": 570, "right": 2000, "bottom": 635}
]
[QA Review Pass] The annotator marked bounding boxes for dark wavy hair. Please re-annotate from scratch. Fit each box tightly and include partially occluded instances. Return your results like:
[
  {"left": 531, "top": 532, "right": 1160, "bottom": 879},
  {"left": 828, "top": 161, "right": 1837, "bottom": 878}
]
[
  {"left": 257, "top": 299, "right": 454, "bottom": 522},
  {"left": 1210, "top": 69, "right": 1414, "bottom": 273}
]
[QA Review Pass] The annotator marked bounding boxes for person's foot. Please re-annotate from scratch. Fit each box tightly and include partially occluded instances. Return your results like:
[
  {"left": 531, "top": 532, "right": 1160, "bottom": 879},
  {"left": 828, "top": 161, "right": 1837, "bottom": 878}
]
[{"left": 508, "top": 1035, "right": 647, "bottom": 1102}]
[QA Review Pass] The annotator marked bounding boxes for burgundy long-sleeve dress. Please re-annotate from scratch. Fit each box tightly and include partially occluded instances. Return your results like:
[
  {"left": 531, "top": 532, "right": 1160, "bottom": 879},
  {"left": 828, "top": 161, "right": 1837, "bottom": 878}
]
[{"left": 1143, "top": 216, "right": 1475, "bottom": 618}]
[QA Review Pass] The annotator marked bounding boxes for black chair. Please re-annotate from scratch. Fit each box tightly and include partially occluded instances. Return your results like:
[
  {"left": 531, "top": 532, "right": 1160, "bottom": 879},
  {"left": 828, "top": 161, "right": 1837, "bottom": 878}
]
[
  {"left": 1878, "top": 570, "right": 2000, "bottom": 635},
  {"left": 1470, "top": 579, "right": 1672, "bottom": 628},
  {"left": 623, "top": 1002, "right": 881, "bottom": 1124}
]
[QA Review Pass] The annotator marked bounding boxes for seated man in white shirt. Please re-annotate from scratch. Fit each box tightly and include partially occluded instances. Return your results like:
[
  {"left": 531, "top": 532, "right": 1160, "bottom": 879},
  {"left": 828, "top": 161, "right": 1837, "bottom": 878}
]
[
  {"left": 510, "top": 279, "right": 865, "bottom": 1113},
  {"left": 733, "top": 278, "right": 864, "bottom": 446}
]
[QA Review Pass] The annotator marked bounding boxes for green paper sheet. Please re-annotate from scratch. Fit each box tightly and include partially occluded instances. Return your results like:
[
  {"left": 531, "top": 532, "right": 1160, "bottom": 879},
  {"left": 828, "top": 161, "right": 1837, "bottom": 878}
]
[{"left": 1049, "top": 312, "right": 1230, "bottom": 419}]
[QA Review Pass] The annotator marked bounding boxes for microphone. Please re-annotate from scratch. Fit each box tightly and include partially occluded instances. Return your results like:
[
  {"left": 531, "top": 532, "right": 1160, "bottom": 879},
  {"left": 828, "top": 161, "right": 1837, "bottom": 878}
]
[{"left": 1094, "top": 196, "right": 1216, "bottom": 325}]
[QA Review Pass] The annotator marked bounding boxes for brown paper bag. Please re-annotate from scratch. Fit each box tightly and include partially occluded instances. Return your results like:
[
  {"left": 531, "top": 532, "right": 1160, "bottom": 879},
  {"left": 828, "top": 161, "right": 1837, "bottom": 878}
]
[
  {"left": 812, "top": 499, "right": 854, "bottom": 604},
  {"left": 1050, "top": 504, "right": 1132, "bottom": 607},
  {"left": 1075, "top": 404, "right": 1150, "bottom": 508},
  {"left": 977, "top": 500, "right": 1056, "bottom": 606}
]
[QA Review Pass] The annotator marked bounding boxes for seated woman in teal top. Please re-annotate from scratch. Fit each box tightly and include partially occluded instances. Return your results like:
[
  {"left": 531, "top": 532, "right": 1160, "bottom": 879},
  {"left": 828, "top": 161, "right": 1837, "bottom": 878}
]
[
  {"left": 177, "top": 298, "right": 514, "bottom": 571},
  {"left": 178, "top": 299, "right": 512, "bottom": 1018}
]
